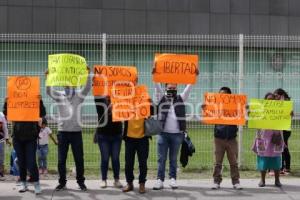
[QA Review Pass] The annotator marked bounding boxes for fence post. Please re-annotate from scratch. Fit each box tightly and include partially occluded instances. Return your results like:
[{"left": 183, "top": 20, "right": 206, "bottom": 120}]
[
  {"left": 238, "top": 34, "right": 244, "bottom": 168},
  {"left": 102, "top": 33, "right": 107, "bottom": 65}
]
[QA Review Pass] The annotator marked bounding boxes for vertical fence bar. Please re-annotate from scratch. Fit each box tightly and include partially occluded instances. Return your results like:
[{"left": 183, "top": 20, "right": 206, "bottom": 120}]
[
  {"left": 102, "top": 33, "right": 107, "bottom": 65},
  {"left": 238, "top": 34, "right": 244, "bottom": 167}
]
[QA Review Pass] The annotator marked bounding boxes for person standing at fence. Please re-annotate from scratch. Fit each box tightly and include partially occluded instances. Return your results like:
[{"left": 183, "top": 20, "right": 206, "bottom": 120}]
[
  {"left": 37, "top": 118, "right": 57, "bottom": 175},
  {"left": 0, "top": 111, "right": 10, "bottom": 180},
  {"left": 46, "top": 67, "right": 92, "bottom": 191},
  {"left": 152, "top": 68, "right": 198, "bottom": 190},
  {"left": 3, "top": 97, "right": 46, "bottom": 194},
  {"left": 209, "top": 87, "right": 242, "bottom": 190},
  {"left": 122, "top": 101, "right": 153, "bottom": 194},
  {"left": 274, "top": 88, "right": 292, "bottom": 175},
  {"left": 94, "top": 96, "right": 123, "bottom": 189},
  {"left": 252, "top": 92, "right": 284, "bottom": 187}
]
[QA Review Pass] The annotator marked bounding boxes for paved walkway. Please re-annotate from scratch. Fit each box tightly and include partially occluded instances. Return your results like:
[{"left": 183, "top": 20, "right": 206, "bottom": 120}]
[{"left": 0, "top": 179, "right": 300, "bottom": 200}]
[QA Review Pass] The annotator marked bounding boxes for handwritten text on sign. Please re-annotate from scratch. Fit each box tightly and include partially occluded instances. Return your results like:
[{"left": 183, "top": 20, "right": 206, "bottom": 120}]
[
  {"left": 93, "top": 65, "right": 137, "bottom": 96},
  {"left": 46, "top": 54, "right": 88, "bottom": 86},
  {"left": 202, "top": 93, "right": 247, "bottom": 125},
  {"left": 248, "top": 99, "right": 293, "bottom": 131},
  {"left": 7, "top": 76, "right": 40, "bottom": 121},
  {"left": 153, "top": 54, "right": 199, "bottom": 84},
  {"left": 111, "top": 85, "right": 150, "bottom": 121}
]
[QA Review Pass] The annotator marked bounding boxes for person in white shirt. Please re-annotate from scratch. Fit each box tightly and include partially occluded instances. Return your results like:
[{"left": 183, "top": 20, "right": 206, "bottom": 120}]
[
  {"left": 0, "top": 112, "right": 10, "bottom": 179},
  {"left": 37, "top": 118, "right": 57, "bottom": 175}
]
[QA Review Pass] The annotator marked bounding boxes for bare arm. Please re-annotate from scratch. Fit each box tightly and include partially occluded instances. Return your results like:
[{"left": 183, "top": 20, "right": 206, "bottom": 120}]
[
  {"left": 154, "top": 83, "right": 164, "bottom": 104},
  {"left": 180, "top": 84, "right": 193, "bottom": 102},
  {"left": 46, "top": 86, "right": 62, "bottom": 101},
  {"left": 78, "top": 71, "right": 92, "bottom": 98}
]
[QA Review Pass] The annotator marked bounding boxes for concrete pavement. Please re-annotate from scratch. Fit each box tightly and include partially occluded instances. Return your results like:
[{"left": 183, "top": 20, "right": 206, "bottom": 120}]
[{"left": 0, "top": 179, "right": 300, "bottom": 200}]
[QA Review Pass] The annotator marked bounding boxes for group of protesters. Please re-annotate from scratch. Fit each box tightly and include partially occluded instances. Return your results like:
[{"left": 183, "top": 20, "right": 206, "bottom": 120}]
[{"left": 0, "top": 66, "right": 292, "bottom": 196}]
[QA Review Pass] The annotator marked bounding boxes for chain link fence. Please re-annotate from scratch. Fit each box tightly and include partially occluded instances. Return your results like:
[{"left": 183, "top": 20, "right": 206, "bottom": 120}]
[{"left": 0, "top": 34, "right": 299, "bottom": 173}]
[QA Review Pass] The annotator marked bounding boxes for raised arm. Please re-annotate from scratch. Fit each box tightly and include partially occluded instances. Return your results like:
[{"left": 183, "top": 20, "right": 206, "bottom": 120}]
[
  {"left": 180, "top": 84, "right": 193, "bottom": 102},
  {"left": 154, "top": 83, "right": 164, "bottom": 104},
  {"left": 46, "top": 86, "right": 62, "bottom": 101},
  {"left": 79, "top": 69, "right": 92, "bottom": 98}
]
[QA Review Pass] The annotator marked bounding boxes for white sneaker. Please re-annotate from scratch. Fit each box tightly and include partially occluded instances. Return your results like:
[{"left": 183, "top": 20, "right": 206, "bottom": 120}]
[
  {"left": 169, "top": 178, "right": 178, "bottom": 189},
  {"left": 34, "top": 182, "right": 42, "bottom": 195},
  {"left": 113, "top": 179, "right": 123, "bottom": 188},
  {"left": 100, "top": 180, "right": 107, "bottom": 188},
  {"left": 211, "top": 183, "right": 220, "bottom": 190},
  {"left": 153, "top": 179, "right": 164, "bottom": 190},
  {"left": 233, "top": 183, "right": 243, "bottom": 190},
  {"left": 18, "top": 182, "right": 28, "bottom": 193}
]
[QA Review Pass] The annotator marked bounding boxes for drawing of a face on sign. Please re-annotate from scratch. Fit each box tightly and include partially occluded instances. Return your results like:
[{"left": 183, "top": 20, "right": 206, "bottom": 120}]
[{"left": 15, "top": 77, "right": 31, "bottom": 90}]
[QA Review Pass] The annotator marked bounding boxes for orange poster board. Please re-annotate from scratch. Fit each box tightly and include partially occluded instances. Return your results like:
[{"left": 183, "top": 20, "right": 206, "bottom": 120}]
[
  {"left": 153, "top": 54, "right": 199, "bottom": 84},
  {"left": 111, "top": 85, "right": 150, "bottom": 122},
  {"left": 202, "top": 93, "right": 247, "bottom": 125},
  {"left": 93, "top": 65, "right": 137, "bottom": 96},
  {"left": 7, "top": 76, "right": 40, "bottom": 121}
]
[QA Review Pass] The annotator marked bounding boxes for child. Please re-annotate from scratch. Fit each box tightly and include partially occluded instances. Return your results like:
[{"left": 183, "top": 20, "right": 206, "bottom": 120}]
[
  {"left": 210, "top": 87, "right": 242, "bottom": 190},
  {"left": 37, "top": 118, "right": 57, "bottom": 174},
  {"left": 252, "top": 93, "right": 284, "bottom": 187}
]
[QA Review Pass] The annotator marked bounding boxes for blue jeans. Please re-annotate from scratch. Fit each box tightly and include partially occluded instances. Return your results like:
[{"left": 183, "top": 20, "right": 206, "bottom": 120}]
[
  {"left": 37, "top": 144, "right": 49, "bottom": 169},
  {"left": 97, "top": 134, "right": 122, "bottom": 180},
  {"left": 57, "top": 131, "right": 85, "bottom": 185},
  {"left": 13, "top": 138, "right": 39, "bottom": 182},
  {"left": 157, "top": 132, "right": 184, "bottom": 181}
]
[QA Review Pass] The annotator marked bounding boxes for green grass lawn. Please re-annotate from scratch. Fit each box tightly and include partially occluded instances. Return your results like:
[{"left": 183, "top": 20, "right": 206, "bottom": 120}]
[{"left": 4, "top": 126, "right": 300, "bottom": 178}]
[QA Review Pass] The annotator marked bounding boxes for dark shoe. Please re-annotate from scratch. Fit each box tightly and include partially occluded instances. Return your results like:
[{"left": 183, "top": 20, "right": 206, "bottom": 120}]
[
  {"left": 122, "top": 183, "right": 134, "bottom": 193},
  {"left": 258, "top": 181, "right": 265, "bottom": 187},
  {"left": 79, "top": 183, "right": 87, "bottom": 191},
  {"left": 275, "top": 181, "right": 282, "bottom": 187},
  {"left": 139, "top": 183, "right": 146, "bottom": 194},
  {"left": 55, "top": 183, "right": 66, "bottom": 191}
]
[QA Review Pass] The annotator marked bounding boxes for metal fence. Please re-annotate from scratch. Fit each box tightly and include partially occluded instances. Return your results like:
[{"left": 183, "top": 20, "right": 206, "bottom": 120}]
[{"left": 1, "top": 34, "right": 300, "bottom": 173}]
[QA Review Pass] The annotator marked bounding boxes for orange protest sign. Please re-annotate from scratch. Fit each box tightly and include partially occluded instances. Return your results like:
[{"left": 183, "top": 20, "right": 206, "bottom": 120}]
[
  {"left": 7, "top": 76, "right": 40, "bottom": 121},
  {"left": 93, "top": 65, "right": 137, "bottom": 96},
  {"left": 202, "top": 93, "right": 247, "bottom": 125},
  {"left": 153, "top": 54, "right": 199, "bottom": 84},
  {"left": 111, "top": 85, "right": 150, "bottom": 122}
]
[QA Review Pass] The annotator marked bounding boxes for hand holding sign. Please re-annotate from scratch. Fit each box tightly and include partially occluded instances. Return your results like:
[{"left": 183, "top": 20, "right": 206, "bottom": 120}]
[
  {"left": 248, "top": 99, "right": 293, "bottom": 130},
  {"left": 46, "top": 54, "right": 88, "bottom": 86},
  {"left": 153, "top": 53, "right": 199, "bottom": 84},
  {"left": 202, "top": 93, "right": 247, "bottom": 125}
]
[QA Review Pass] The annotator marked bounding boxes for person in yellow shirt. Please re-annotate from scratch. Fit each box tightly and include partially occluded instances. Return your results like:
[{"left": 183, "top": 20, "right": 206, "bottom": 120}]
[{"left": 122, "top": 104, "right": 154, "bottom": 194}]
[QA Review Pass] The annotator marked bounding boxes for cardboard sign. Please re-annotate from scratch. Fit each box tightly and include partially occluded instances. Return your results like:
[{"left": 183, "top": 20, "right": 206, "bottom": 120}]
[
  {"left": 111, "top": 85, "right": 150, "bottom": 121},
  {"left": 153, "top": 53, "right": 199, "bottom": 84},
  {"left": 46, "top": 54, "right": 88, "bottom": 86},
  {"left": 93, "top": 65, "right": 137, "bottom": 96},
  {"left": 202, "top": 93, "right": 247, "bottom": 125},
  {"left": 248, "top": 99, "right": 293, "bottom": 131},
  {"left": 7, "top": 76, "right": 40, "bottom": 121}
]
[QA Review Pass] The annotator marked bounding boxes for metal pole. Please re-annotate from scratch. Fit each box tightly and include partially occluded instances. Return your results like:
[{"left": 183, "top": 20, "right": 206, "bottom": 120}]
[
  {"left": 102, "top": 33, "right": 107, "bottom": 65},
  {"left": 238, "top": 34, "right": 244, "bottom": 168}
]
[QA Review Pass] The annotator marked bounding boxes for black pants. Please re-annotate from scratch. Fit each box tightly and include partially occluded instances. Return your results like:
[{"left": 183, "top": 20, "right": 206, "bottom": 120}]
[
  {"left": 125, "top": 137, "right": 149, "bottom": 184},
  {"left": 282, "top": 131, "right": 291, "bottom": 170},
  {"left": 57, "top": 131, "right": 85, "bottom": 185},
  {"left": 13, "top": 138, "right": 39, "bottom": 182}
]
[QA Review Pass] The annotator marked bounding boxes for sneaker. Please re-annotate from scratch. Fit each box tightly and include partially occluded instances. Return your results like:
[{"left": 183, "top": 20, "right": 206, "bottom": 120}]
[
  {"left": 0, "top": 173, "right": 5, "bottom": 181},
  {"left": 34, "top": 182, "right": 42, "bottom": 195},
  {"left": 211, "top": 183, "right": 220, "bottom": 190},
  {"left": 79, "top": 183, "right": 87, "bottom": 191},
  {"left": 113, "top": 179, "right": 123, "bottom": 188},
  {"left": 153, "top": 179, "right": 164, "bottom": 190},
  {"left": 18, "top": 182, "right": 28, "bottom": 193},
  {"left": 233, "top": 183, "right": 243, "bottom": 190},
  {"left": 169, "top": 178, "right": 178, "bottom": 189},
  {"left": 275, "top": 181, "right": 282, "bottom": 187},
  {"left": 100, "top": 180, "right": 107, "bottom": 188},
  {"left": 55, "top": 183, "right": 66, "bottom": 191},
  {"left": 258, "top": 181, "right": 266, "bottom": 187}
]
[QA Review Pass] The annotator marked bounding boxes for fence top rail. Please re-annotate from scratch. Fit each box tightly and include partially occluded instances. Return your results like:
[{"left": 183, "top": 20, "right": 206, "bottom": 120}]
[{"left": 1, "top": 34, "right": 300, "bottom": 47}]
